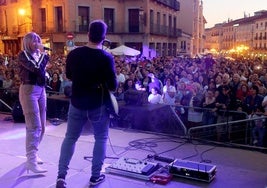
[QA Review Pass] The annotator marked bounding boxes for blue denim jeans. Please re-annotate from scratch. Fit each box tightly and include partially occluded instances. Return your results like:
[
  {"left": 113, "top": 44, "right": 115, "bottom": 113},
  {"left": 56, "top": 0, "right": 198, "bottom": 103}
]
[{"left": 58, "top": 103, "right": 110, "bottom": 178}]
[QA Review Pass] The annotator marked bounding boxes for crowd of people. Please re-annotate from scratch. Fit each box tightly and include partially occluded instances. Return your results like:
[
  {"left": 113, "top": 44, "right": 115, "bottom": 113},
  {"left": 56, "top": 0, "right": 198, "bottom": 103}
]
[
  {"left": 0, "top": 18, "right": 266, "bottom": 187},
  {"left": 1, "top": 41, "right": 267, "bottom": 148},
  {"left": 1, "top": 35, "right": 267, "bottom": 187}
]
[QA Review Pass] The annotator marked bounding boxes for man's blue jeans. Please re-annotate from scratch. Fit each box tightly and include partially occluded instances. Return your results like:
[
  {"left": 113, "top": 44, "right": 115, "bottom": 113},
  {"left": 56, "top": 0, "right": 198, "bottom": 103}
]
[{"left": 58, "top": 103, "right": 109, "bottom": 178}]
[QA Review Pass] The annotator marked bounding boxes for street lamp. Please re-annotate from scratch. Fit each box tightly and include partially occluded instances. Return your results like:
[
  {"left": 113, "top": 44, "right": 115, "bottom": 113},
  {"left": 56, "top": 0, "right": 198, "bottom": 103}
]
[
  {"left": 18, "top": 8, "right": 32, "bottom": 34},
  {"left": 18, "top": 8, "right": 26, "bottom": 16}
]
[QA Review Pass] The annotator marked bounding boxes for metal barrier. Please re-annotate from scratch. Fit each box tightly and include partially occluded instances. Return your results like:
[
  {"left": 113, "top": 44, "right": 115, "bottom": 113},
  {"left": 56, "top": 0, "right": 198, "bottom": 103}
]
[
  {"left": 173, "top": 104, "right": 267, "bottom": 151},
  {"left": 0, "top": 88, "right": 19, "bottom": 113}
]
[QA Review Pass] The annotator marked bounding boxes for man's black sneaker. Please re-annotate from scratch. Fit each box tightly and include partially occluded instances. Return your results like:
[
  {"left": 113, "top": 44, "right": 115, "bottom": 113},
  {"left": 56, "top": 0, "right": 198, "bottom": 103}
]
[
  {"left": 89, "top": 174, "right": 105, "bottom": 186},
  {"left": 56, "top": 178, "right": 66, "bottom": 188}
]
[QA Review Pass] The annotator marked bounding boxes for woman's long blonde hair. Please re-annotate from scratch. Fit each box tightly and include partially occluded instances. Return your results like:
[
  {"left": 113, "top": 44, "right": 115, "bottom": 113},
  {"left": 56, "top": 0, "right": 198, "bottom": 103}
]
[{"left": 22, "top": 32, "right": 41, "bottom": 53}]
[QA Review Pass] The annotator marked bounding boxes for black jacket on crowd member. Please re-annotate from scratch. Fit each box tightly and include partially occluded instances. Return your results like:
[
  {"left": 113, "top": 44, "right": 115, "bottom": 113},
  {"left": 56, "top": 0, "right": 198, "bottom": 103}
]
[
  {"left": 243, "top": 86, "right": 264, "bottom": 115},
  {"left": 215, "top": 86, "right": 232, "bottom": 116},
  {"left": 217, "top": 84, "right": 236, "bottom": 110}
]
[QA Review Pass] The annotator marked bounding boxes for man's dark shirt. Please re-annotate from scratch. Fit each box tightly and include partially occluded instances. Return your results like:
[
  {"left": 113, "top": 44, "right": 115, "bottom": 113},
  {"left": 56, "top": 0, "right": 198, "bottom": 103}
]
[{"left": 66, "top": 46, "right": 117, "bottom": 110}]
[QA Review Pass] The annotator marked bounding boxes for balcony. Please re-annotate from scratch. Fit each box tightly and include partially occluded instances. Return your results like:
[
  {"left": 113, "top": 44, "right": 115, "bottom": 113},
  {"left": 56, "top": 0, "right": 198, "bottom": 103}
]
[
  {"left": 105, "top": 22, "right": 145, "bottom": 34},
  {"left": 150, "top": 23, "right": 181, "bottom": 37},
  {"left": 154, "top": 0, "right": 180, "bottom": 11}
]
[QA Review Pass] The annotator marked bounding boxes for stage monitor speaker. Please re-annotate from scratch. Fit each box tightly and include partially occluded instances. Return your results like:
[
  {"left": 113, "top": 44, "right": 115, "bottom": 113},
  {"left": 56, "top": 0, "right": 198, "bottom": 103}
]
[
  {"left": 12, "top": 100, "right": 25, "bottom": 123},
  {"left": 117, "top": 104, "right": 186, "bottom": 136},
  {"left": 124, "top": 89, "right": 148, "bottom": 106}
]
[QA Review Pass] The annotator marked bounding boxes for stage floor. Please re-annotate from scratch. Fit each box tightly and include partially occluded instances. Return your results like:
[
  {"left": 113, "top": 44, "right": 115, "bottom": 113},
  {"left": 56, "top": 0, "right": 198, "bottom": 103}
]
[{"left": 0, "top": 113, "right": 266, "bottom": 188}]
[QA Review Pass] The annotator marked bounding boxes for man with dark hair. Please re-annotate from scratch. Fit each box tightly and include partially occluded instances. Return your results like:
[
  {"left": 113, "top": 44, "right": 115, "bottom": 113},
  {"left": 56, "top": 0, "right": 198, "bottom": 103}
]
[
  {"left": 56, "top": 20, "right": 117, "bottom": 188},
  {"left": 243, "top": 85, "right": 264, "bottom": 115}
]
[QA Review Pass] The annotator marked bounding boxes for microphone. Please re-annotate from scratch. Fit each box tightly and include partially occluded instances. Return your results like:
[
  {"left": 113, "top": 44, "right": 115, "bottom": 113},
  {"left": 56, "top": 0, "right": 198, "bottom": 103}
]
[
  {"left": 43, "top": 46, "right": 52, "bottom": 51},
  {"left": 38, "top": 44, "right": 52, "bottom": 51},
  {"left": 102, "top": 39, "right": 111, "bottom": 45}
]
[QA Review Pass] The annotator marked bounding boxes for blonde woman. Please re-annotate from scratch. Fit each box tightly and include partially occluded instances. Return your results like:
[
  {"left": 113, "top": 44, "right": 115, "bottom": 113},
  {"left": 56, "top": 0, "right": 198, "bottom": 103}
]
[{"left": 18, "top": 32, "right": 49, "bottom": 173}]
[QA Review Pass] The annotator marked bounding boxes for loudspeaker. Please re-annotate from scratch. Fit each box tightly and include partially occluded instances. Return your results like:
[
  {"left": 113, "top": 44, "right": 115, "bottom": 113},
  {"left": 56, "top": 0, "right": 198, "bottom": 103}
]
[
  {"left": 124, "top": 90, "right": 148, "bottom": 106},
  {"left": 12, "top": 100, "right": 25, "bottom": 123},
  {"left": 117, "top": 104, "right": 185, "bottom": 136}
]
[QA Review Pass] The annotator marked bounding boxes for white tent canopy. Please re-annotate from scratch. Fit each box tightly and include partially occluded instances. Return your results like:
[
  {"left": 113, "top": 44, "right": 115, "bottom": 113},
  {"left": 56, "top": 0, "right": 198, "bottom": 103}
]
[{"left": 109, "top": 45, "right": 141, "bottom": 56}]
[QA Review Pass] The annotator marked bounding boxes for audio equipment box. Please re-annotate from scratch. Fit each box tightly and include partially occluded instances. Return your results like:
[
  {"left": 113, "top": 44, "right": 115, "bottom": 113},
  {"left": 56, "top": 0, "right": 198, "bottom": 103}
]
[{"left": 168, "top": 159, "right": 217, "bottom": 182}]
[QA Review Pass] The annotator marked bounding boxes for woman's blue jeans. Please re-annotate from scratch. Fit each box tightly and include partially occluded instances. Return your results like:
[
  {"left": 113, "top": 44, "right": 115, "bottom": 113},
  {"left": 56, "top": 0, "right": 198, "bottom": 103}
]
[{"left": 58, "top": 103, "right": 110, "bottom": 178}]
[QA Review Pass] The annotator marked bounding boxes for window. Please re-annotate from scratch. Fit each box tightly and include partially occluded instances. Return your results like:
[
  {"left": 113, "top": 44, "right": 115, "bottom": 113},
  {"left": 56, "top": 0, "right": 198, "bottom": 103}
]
[
  {"left": 104, "top": 8, "right": 114, "bottom": 33},
  {"left": 40, "top": 8, "right": 46, "bottom": 33},
  {"left": 78, "top": 6, "right": 90, "bottom": 32},
  {"left": 55, "top": 6, "right": 63, "bottom": 32},
  {"left": 181, "top": 41, "right": 186, "bottom": 50},
  {"left": 162, "top": 14, "right": 167, "bottom": 29},
  {"left": 168, "top": 15, "right": 172, "bottom": 36},
  {"left": 128, "top": 9, "right": 139, "bottom": 32},
  {"left": 156, "top": 12, "right": 160, "bottom": 33}
]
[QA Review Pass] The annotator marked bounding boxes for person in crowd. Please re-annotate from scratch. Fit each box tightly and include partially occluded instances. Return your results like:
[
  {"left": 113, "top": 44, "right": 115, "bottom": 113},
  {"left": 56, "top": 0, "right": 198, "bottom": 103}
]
[
  {"left": 114, "top": 86, "right": 124, "bottom": 101},
  {"left": 148, "top": 87, "right": 163, "bottom": 104},
  {"left": 205, "top": 78, "right": 216, "bottom": 92},
  {"left": 243, "top": 85, "right": 264, "bottom": 115},
  {"left": 236, "top": 82, "right": 250, "bottom": 103},
  {"left": 260, "top": 72, "right": 267, "bottom": 88},
  {"left": 148, "top": 72, "right": 161, "bottom": 93},
  {"left": 200, "top": 89, "right": 217, "bottom": 139},
  {"left": 140, "top": 69, "right": 150, "bottom": 92},
  {"left": 115, "top": 65, "right": 126, "bottom": 85},
  {"left": 214, "top": 85, "right": 232, "bottom": 141},
  {"left": 123, "top": 78, "right": 136, "bottom": 91},
  {"left": 18, "top": 32, "right": 49, "bottom": 173},
  {"left": 201, "top": 89, "right": 217, "bottom": 125},
  {"left": 162, "top": 77, "right": 176, "bottom": 105},
  {"left": 2, "top": 70, "right": 13, "bottom": 89},
  {"left": 179, "top": 70, "right": 189, "bottom": 84},
  {"left": 229, "top": 73, "right": 241, "bottom": 100},
  {"left": 59, "top": 72, "right": 72, "bottom": 94},
  {"left": 175, "top": 81, "right": 187, "bottom": 105},
  {"left": 248, "top": 73, "right": 259, "bottom": 88},
  {"left": 256, "top": 80, "right": 267, "bottom": 96},
  {"left": 48, "top": 72, "right": 61, "bottom": 93},
  {"left": 250, "top": 107, "right": 266, "bottom": 146},
  {"left": 56, "top": 20, "right": 117, "bottom": 188},
  {"left": 215, "top": 74, "right": 223, "bottom": 89},
  {"left": 187, "top": 83, "right": 205, "bottom": 128}
]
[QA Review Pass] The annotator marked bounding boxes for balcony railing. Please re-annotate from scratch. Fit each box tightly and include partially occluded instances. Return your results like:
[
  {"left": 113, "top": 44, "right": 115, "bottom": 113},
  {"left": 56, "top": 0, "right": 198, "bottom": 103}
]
[
  {"left": 105, "top": 22, "right": 145, "bottom": 34},
  {"left": 150, "top": 23, "right": 181, "bottom": 37},
  {"left": 154, "top": 0, "right": 180, "bottom": 11}
]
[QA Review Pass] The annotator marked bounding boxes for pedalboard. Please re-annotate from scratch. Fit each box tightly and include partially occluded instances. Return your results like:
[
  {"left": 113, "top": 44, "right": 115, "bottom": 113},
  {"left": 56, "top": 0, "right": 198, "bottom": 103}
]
[
  {"left": 168, "top": 159, "right": 217, "bottom": 182},
  {"left": 105, "top": 156, "right": 217, "bottom": 183},
  {"left": 105, "top": 157, "right": 161, "bottom": 180}
]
